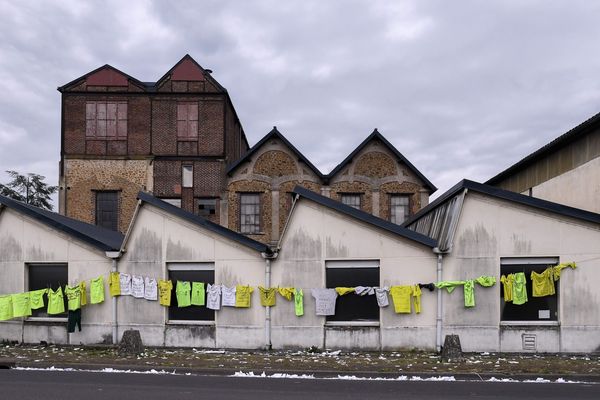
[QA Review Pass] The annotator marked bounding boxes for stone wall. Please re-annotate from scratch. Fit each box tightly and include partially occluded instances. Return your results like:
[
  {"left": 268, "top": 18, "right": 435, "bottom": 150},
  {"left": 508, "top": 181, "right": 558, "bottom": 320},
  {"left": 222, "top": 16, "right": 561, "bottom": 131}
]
[{"left": 63, "top": 159, "right": 153, "bottom": 233}]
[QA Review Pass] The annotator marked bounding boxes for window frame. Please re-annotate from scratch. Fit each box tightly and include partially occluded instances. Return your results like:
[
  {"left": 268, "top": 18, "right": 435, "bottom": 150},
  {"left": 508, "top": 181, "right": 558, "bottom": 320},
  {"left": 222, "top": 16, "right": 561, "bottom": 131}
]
[
  {"left": 167, "top": 263, "right": 215, "bottom": 324},
  {"left": 500, "top": 257, "right": 560, "bottom": 324},
  {"left": 325, "top": 260, "right": 380, "bottom": 325},
  {"left": 390, "top": 194, "right": 411, "bottom": 225},
  {"left": 182, "top": 165, "right": 193, "bottom": 188},
  {"left": 86, "top": 101, "right": 127, "bottom": 139},
  {"left": 197, "top": 198, "right": 217, "bottom": 218},
  {"left": 176, "top": 101, "right": 199, "bottom": 140},
  {"left": 161, "top": 198, "right": 182, "bottom": 208},
  {"left": 340, "top": 193, "right": 362, "bottom": 210},
  {"left": 239, "top": 192, "right": 261, "bottom": 234},
  {"left": 95, "top": 190, "right": 119, "bottom": 231},
  {"left": 27, "top": 263, "right": 68, "bottom": 320}
]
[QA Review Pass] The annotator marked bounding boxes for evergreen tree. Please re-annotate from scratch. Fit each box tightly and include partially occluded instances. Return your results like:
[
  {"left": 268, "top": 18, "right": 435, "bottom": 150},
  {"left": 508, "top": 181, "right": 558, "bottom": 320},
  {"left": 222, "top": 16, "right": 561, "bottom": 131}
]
[{"left": 0, "top": 170, "right": 58, "bottom": 211}]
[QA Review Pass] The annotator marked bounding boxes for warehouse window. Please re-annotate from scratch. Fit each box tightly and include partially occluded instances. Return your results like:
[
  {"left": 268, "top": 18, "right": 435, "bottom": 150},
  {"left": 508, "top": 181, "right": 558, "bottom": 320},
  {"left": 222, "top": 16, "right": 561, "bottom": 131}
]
[
  {"left": 86, "top": 101, "right": 127, "bottom": 139},
  {"left": 500, "top": 257, "right": 559, "bottom": 322},
  {"left": 95, "top": 191, "right": 119, "bottom": 231},
  {"left": 177, "top": 102, "right": 198, "bottom": 139},
  {"left": 167, "top": 263, "right": 215, "bottom": 322},
  {"left": 28, "top": 263, "right": 68, "bottom": 318},
  {"left": 325, "top": 260, "right": 379, "bottom": 323},
  {"left": 341, "top": 193, "right": 361, "bottom": 210},
  {"left": 198, "top": 198, "right": 217, "bottom": 218},
  {"left": 240, "top": 193, "right": 261, "bottom": 234},
  {"left": 390, "top": 194, "right": 410, "bottom": 224},
  {"left": 161, "top": 198, "right": 181, "bottom": 208}
]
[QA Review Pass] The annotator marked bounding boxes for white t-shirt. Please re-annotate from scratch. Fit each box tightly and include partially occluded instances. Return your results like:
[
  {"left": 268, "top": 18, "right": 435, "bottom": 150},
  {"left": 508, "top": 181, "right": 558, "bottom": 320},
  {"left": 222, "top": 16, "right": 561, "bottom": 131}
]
[
  {"left": 131, "top": 275, "right": 145, "bottom": 298},
  {"left": 311, "top": 288, "right": 338, "bottom": 316},
  {"left": 119, "top": 273, "right": 132, "bottom": 296},
  {"left": 144, "top": 277, "right": 157, "bottom": 301},
  {"left": 374, "top": 287, "right": 389, "bottom": 307},
  {"left": 206, "top": 283, "right": 222, "bottom": 310},
  {"left": 355, "top": 286, "right": 375, "bottom": 296},
  {"left": 221, "top": 285, "right": 236, "bottom": 307}
]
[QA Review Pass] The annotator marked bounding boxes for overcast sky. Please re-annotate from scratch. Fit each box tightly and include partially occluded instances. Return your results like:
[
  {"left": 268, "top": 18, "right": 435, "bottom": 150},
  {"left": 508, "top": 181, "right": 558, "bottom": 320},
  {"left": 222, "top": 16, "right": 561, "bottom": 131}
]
[{"left": 1, "top": 0, "right": 600, "bottom": 205}]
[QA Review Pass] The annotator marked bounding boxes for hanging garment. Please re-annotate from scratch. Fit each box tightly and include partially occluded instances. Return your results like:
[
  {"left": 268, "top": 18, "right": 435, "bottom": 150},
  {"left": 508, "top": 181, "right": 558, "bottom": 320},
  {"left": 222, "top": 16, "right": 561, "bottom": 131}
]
[
  {"left": 512, "top": 272, "right": 528, "bottom": 305},
  {"left": 277, "top": 287, "right": 295, "bottom": 301},
  {"left": 390, "top": 286, "right": 413, "bottom": 314},
  {"left": 0, "top": 296, "right": 13, "bottom": 321},
  {"left": 176, "top": 281, "right": 192, "bottom": 307},
  {"left": 418, "top": 283, "right": 436, "bottom": 292},
  {"left": 463, "top": 280, "right": 475, "bottom": 307},
  {"left": 191, "top": 282, "right": 205, "bottom": 306},
  {"left": 67, "top": 309, "right": 81, "bottom": 333},
  {"left": 335, "top": 287, "right": 355, "bottom": 296},
  {"left": 221, "top": 285, "right": 237, "bottom": 307},
  {"left": 206, "top": 283, "right": 222, "bottom": 310},
  {"left": 109, "top": 272, "right": 121, "bottom": 297},
  {"left": 79, "top": 281, "right": 87, "bottom": 306},
  {"left": 144, "top": 277, "right": 158, "bottom": 301},
  {"left": 258, "top": 287, "right": 276, "bottom": 307},
  {"left": 311, "top": 288, "right": 338, "bottom": 316},
  {"left": 355, "top": 286, "right": 375, "bottom": 296},
  {"left": 235, "top": 285, "right": 254, "bottom": 308},
  {"left": 374, "top": 287, "right": 390, "bottom": 307},
  {"left": 29, "top": 288, "right": 48, "bottom": 310},
  {"left": 90, "top": 276, "right": 105, "bottom": 304},
  {"left": 552, "top": 262, "right": 576, "bottom": 281},
  {"left": 531, "top": 267, "right": 555, "bottom": 297},
  {"left": 294, "top": 288, "right": 304, "bottom": 317},
  {"left": 47, "top": 287, "right": 65, "bottom": 315},
  {"left": 413, "top": 285, "right": 422, "bottom": 314},
  {"left": 131, "top": 275, "right": 145, "bottom": 299},
  {"left": 158, "top": 279, "right": 173, "bottom": 306},
  {"left": 434, "top": 281, "right": 465, "bottom": 293},
  {"left": 64, "top": 284, "right": 82, "bottom": 311},
  {"left": 119, "top": 273, "right": 132, "bottom": 296},
  {"left": 11, "top": 292, "right": 32, "bottom": 318},
  {"left": 500, "top": 274, "right": 514, "bottom": 302}
]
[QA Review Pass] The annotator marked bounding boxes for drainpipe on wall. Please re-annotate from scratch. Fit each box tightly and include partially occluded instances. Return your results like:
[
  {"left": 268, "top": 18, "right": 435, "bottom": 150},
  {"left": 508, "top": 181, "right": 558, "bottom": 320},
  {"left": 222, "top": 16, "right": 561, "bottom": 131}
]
[
  {"left": 261, "top": 251, "right": 278, "bottom": 350},
  {"left": 105, "top": 251, "right": 122, "bottom": 345},
  {"left": 432, "top": 247, "right": 444, "bottom": 352}
]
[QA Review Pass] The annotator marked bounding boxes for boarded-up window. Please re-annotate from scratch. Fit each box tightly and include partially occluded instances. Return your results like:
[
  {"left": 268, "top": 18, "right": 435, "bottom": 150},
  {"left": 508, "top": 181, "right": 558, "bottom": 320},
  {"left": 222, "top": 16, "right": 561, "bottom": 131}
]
[
  {"left": 86, "top": 101, "right": 127, "bottom": 139},
  {"left": 198, "top": 198, "right": 217, "bottom": 217},
  {"left": 28, "top": 263, "right": 68, "bottom": 318},
  {"left": 240, "top": 193, "right": 260, "bottom": 234},
  {"left": 168, "top": 263, "right": 215, "bottom": 321},
  {"left": 177, "top": 102, "right": 199, "bottom": 139},
  {"left": 341, "top": 193, "right": 361, "bottom": 210},
  {"left": 390, "top": 194, "right": 410, "bottom": 225},
  {"left": 326, "top": 260, "right": 379, "bottom": 322},
  {"left": 95, "top": 191, "right": 119, "bottom": 231}
]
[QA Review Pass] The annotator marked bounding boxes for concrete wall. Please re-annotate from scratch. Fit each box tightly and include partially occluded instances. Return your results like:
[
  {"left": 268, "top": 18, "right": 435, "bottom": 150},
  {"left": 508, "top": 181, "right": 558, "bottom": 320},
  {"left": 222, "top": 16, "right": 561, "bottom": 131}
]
[
  {"left": 442, "top": 192, "right": 600, "bottom": 352},
  {"left": 0, "top": 208, "right": 114, "bottom": 345},
  {"left": 118, "top": 203, "right": 266, "bottom": 348},
  {"left": 273, "top": 199, "right": 437, "bottom": 350},
  {"left": 528, "top": 156, "right": 600, "bottom": 214}
]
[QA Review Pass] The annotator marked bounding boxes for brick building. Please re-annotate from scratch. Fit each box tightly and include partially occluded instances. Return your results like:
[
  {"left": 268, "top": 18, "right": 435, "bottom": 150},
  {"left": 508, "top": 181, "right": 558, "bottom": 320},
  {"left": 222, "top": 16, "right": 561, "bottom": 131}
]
[
  {"left": 58, "top": 55, "right": 249, "bottom": 233},
  {"left": 226, "top": 127, "right": 437, "bottom": 245},
  {"left": 58, "top": 55, "right": 436, "bottom": 243}
]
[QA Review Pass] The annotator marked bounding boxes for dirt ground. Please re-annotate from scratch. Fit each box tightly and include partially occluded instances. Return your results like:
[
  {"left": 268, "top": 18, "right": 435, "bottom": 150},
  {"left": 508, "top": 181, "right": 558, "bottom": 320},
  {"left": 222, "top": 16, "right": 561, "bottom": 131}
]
[{"left": 0, "top": 344, "right": 598, "bottom": 376}]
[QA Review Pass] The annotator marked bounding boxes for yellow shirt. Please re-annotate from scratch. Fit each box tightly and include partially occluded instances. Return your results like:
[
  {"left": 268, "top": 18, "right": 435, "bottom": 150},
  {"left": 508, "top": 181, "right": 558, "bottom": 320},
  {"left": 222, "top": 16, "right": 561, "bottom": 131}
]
[
  {"left": 109, "top": 272, "right": 121, "bottom": 297},
  {"left": 258, "top": 287, "right": 276, "bottom": 307},
  {"left": 29, "top": 288, "right": 48, "bottom": 310},
  {"left": 552, "top": 262, "right": 576, "bottom": 281},
  {"left": 0, "top": 295, "right": 13, "bottom": 321},
  {"left": 90, "top": 276, "right": 105, "bottom": 304},
  {"left": 235, "top": 285, "right": 254, "bottom": 308},
  {"left": 158, "top": 280, "right": 173, "bottom": 306},
  {"left": 79, "top": 281, "right": 87, "bottom": 306},
  {"left": 531, "top": 267, "right": 555, "bottom": 297},
  {"left": 500, "top": 274, "right": 514, "bottom": 302},
  {"left": 335, "top": 287, "right": 355, "bottom": 296},
  {"left": 277, "top": 287, "right": 294, "bottom": 301},
  {"left": 412, "top": 285, "right": 422, "bottom": 314},
  {"left": 390, "top": 286, "right": 413, "bottom": 314}
]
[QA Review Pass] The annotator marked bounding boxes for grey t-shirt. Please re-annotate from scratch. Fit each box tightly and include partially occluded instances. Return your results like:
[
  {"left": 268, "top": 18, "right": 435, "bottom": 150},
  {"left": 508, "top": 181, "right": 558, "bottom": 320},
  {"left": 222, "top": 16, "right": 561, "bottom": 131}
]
[{"left": 311, "top": 288, "right": 338, "bottom": 316}]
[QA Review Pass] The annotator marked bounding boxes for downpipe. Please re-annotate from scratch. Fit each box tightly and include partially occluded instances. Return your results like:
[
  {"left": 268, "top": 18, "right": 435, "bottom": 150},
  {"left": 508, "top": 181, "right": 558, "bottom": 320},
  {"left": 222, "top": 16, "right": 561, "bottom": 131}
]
[
  {"left": 433, "top": 247, "right": 444, "bottom": 352},
  {"left": 105, "top": 251, "right": 122, "bottom": 345},
  {"left": 262, "top": 251, "right": 278, "bottom": 350}
]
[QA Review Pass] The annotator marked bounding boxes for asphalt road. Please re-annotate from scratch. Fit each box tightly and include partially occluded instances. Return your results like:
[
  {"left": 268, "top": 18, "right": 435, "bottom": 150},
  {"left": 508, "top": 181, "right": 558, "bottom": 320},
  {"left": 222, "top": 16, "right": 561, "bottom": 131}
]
[{"left": 0, "top": 370, "right": 598, "bottom": 399}]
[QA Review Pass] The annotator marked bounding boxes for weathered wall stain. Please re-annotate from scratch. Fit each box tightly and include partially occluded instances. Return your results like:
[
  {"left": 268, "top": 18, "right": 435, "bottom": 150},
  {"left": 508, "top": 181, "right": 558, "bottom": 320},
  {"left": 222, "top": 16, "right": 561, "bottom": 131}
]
[
  {"left": 128, "top": 228, "right": 162, "bottom": 262},
  {"left": 0, "top": 235, "right": 22, "bottom": 261},
  {"left": 456, "top": 224, "right": 497, "bottom": 258}
]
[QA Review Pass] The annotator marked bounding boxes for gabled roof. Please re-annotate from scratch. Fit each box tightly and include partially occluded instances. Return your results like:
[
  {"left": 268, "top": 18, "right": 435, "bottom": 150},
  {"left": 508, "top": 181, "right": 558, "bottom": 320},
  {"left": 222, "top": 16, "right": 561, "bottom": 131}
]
[
  {"left": 326, "top": 129, "right": 437, "bottom": 192},
  {"left": 486, "top": 110, "right": 600, "bottom": 185},
  {"left": 57, "top": 64, "right": 147, "bottom": 92},
  {"left": 155, "top": 54, "right": 226, "bottom": 92},
  {"left": 0, "top": 194, "right": 123, "bottom": 252},
  {"left": 226, "top": 127, "right": 324, "bottom": 178},
  {"left": 404, "top": 179, "right": 600, "bottom": 227},
  {"left": 291, "top": 186, "right": 437, "bottom": 248},
  {"left": 137, "top": 192, "right": 272, "bottom": 254}
]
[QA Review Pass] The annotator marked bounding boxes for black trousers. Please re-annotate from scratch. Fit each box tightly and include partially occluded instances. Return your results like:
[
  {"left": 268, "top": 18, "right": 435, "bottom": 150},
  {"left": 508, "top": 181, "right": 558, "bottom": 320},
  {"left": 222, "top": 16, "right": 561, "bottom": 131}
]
[{"left": 67, "top": 309, "right": 81, "bottom": 333}]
